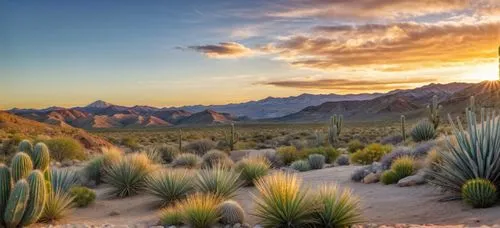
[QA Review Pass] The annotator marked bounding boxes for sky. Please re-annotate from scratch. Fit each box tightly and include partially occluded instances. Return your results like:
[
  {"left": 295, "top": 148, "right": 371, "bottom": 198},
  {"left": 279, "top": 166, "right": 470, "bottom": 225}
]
[{"left": 1, "top": 0, "right": 500, "bottom": 109}]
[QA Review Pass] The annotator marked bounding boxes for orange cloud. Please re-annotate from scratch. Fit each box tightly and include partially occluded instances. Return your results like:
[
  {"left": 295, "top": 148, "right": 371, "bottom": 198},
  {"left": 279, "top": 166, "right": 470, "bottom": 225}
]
[{"left": 187, "top": 42, "right": 252, "bottom": 58}]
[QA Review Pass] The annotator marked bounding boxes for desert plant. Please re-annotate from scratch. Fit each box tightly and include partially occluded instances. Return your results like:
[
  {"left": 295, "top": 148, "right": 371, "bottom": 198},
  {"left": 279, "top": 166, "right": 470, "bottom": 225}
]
[
  {"left": 461, "top": 178, "right": 497, "bottom": 208},
  {"left": 20, "top": 170, "right": 47, "bottom": 226},
  {"left": 380, "top": 170, "right": 399, "bottom": 185},
  {"left": 410, "top": 120, "right": 436, "bottom": 142},
  {"left": 83, "top": 156, "right": 105, "bottom": 185},
  {"left": 172, "top": 153, "right": 201, "bottom": 169},
  {"left": 155, "top": 144, "right": 179, "bottom": 163},
  {"left": 277, "top": 146, "right": 300, "bottom": 165},
  {"left": 313, "top": 184, "right": 362, "bottom": 227},
  {"left": 104, "top": 153, "right": 153, "bottom": 197},
  {"left": 145, "top": 169, "right": 194, "bottom": 206},
  {"left": 224, "top": 123, "right": 239, "bottom": 151},
  {"left": 427, "top": 95, "right": 442, "bottom": 130},
  {"left": 11, "top": 152, "right": 33, "bottom": 182},
  {"left": 43, "top": 137, "right": 86, "bottom": 161},
  {"left": 179, "top": 193, "right": 221, "bottom": 228},
  {"left": 302, "top": 147, "right": 339, "bottom": 163},
  {"left": 183, "top": 139, "right": 216, "bottom": 156},
  {"left": 380, "top": 147, "right": 412, "bottom": 170},
  {"left": 328, "top": 114, "right": 343, "bottom": 146},
  {"left": 40, "top": 190, "right": 74, "bottom": 222},
  {"left": 0, "top": 164, "right": 11, "bottom": 226},
  {"left": 290, "top": 160, "right": 311, "bottom": 172},
  {"left": 18, "top": 140, "right": 34, "bottom": 155},
  {"left": 234, "top": 156, "right": 270, "bottom": 186},
  {"left": 51, "top": 168, "right": 80, "bottom": 193},
  {"left": 401, "top": 115, "right": 407, "bottom": 142},
  {"left": 159, "top": 205, "right": 184, "bottom": 226},
  {"left": 201, "top": 150, "right": 233, "bottom": 169},
  {"left": 380, "top": 135, "right": 404, "bottom": 145},
  {"left": 347, "top": 139, "right": 365, "bottom": 153},
  {"left": 218, "top": 200, "right": 245, "bottom": 225},
  {"left": 4, "top": 180, "right": 30, "bottom": 228},
  {"left": 32, "top": 143, "right": 50, "bottom": 171},
  {"left": 121, "top": 136, "right": 141, "bottom": 151},
  {"left": 391, "top": 156, "right": 415, "bottom": 180},
  {"left": 253, "top": 172, "right": 318, "bottom": 227},
  {"left": 308, "top": 154, "right": 325, "bottom": 169},
  {"left": 336, "top": 155, "right": 350, "bottom": 166},
  {"left": 350, "top": 143, "right": 392, "bottom": 165},
  {"left": 196, "top": 166, "right": 243, "bottom": 199},
  {"left": 69, "top": 186, "right": 96, "bottom": 207}
]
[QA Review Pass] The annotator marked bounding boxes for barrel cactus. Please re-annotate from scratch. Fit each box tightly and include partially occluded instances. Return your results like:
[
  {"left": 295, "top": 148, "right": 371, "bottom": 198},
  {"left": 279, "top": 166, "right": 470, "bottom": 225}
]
[
  {"left": 11, "top": 152, "right": 34, "bottom": 183},
  {"left": 218, "top": 200, "right": 245, "bottom": 225},
  {"left": 0, "top": 165, "right": 12, "bottom": 225},
  {"left": 20, "top": 170, "right": 47, "bottom": 226},
  {"left": 32, "top": 143, "right": 50, "bottom": 171},
  {"left": 18, "top": 140, "right": 34, "bottom": 156},
  {"left": 461, "top": 178, "right": 497, "bottom": 208},
  {"left": 4, "top": 180, "right": 30, "bottom": 228}
]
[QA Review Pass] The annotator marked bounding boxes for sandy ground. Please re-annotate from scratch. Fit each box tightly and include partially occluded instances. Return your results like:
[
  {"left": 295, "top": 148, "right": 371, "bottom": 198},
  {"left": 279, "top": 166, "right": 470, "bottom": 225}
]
[{"left": 55, "top": 166, "right": 500, "bottom": 226}]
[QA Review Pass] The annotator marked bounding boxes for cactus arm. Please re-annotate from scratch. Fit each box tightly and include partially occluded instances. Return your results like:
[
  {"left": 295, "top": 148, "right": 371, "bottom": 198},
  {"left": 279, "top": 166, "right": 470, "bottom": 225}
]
[
  {"left": 17, "top": 140, "right": 34, "bottom": 157},
  {"left": 20, "top": 170, "right": 47, "bottom": 226},
  {"left": 3, "top": 180, "right": 30, "bottom": 228},
  {"left": 11, "top": 152, "right": 34, "bottom": 183}
]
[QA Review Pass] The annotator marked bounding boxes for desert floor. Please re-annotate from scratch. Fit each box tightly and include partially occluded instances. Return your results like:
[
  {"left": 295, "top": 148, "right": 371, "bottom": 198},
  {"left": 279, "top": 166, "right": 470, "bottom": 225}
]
[{"left": 55, "top": 166, "right": 500, "bottom": 226}]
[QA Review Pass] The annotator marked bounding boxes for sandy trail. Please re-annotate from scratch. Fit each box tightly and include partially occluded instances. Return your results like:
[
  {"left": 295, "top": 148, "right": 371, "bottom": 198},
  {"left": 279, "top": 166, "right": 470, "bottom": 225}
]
[{"left": 61, "top": 166, "right": 500, "bottom": 226}]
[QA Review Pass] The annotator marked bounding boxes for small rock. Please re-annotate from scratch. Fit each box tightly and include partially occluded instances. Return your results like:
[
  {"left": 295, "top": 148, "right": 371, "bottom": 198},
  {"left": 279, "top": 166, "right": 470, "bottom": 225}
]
[
  {"left": 363, "top": 172, "right": 380, "bottom": 184},
  {"left": 233, "top": 223, "right": 242, "bottom": 228},
  {"left": 371, "top": 162, "right": 383, "bottom": 174},
  {"left": 397, "top": 175, "right": 426, "bottom": 187},
  {"left": 108, "top": 210, "right": 120, "bottom": 216}
]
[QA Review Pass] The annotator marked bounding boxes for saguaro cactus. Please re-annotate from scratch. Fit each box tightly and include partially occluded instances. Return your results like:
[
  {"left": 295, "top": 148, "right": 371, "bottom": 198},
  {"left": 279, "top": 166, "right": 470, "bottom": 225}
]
[
  {"left": 427, "top": 95, "right": 441, "bottom": 130},
  {"left": 225, "top": 123, "right": 239, "bottom": 151},
  {"left": 20, "top": 170, "right": 47, "bottom": 226},
  {"left": 4, "top": 180, "right": 30, "bottom": 228},
  {"left": 11, "top": 152, "right": 34, "bottom": 183},
  {"left": 401, "top": 115, "right": 407, "bottom": 142},
  {"left": 328, "top": 114, "right": 343, "bottom": 146}
]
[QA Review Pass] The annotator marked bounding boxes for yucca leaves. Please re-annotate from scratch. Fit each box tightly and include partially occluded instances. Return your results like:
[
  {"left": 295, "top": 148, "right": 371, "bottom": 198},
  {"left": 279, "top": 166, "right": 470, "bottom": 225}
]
[
  {"left": 104, "top": 153, "right": 154, "bottom": 198},
  {"left": 234, "top": 156, "right": 270, "bottom": 186},
  {"left": 51, "top": 168, "right": 80, "bottom": 193},
  {"left": 179, "top": 193, "right": 221, "bottom": 228},
  {"left": 196, "top": 166, "right": 243, "bottom": 199},
  {"left": 40, "top": 190, "right": 75, "bottom": 222},
  {"left": 145, "top": 168, "right": 194, "bottom": 206},
  {"left": 313, "top": 184, "right": 363, "bottom": 227}
]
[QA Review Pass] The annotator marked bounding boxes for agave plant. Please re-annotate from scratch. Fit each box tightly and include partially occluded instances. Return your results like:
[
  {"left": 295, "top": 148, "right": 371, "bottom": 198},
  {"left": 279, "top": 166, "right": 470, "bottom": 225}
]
[
  {"left": 51, "top": 168, "right": 80, "bottom": 193},
  {"left": 145, "top": 168, "right": 195, "bottom": 206},
  {"left": 179, "top": 193, "right": 221, "bottom": 228},
  {"left": 313, "top": 184, "right": 363, "bottom": 227},
  {"left": 427, "top": 109, "right": 500, "bottom": 193},
  {"left": 234, "top": 156, "right": 270, "bottom": 186},
  {"left": 104, "top": 153, "right": 154, "bottom": 197},
  {"left": 195, "top": 165, "right": 243, "bottom": 199},
  {"left": 410, "top": 120, "right": 436, "bottom": 142}
]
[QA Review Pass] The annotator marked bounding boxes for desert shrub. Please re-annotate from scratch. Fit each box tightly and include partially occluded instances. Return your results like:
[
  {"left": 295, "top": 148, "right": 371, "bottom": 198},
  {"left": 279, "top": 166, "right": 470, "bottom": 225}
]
[
  {"left": 183, "top": 139, "right": 216, "bottom": 156},
  {"left": 104, "top": 153, "right": 153, "bottom": 197},
  {"left": 82, "top": 147, "right": 122, "bottom": 185},
  {"left": 277, "top": 146, "right": 300, "bottom": 165},
  {"left": 159, "top": 205, "right": 184, "bottom": 226},
  {"left": 51, "top": 168, "right": 80, "bottom": 193},
  {"left": 347, "top": 139, "right": 365, "bottom": 153},
  {"left": 172, "top": 153, "right": 201, "bottom": 169},
  {"left": 302, "top": 147, "right": 339, "bottom": 163},
  {"left": 69, "top": 186, "right": 96, "bottom": 207},
  {"left": 179, "top": 193, "right": 221, "bottom": 228},
  {"left": 351, "top": 166, "right": 372, "bottom": 182},
  {"left": 263, "top": 150, "right": 284, "bottom": 168},
  {"left": 412, "top": 140, "right": 436, "bottom": 157},
  {"left": 290, "top": 160, "right": 311, "bottom": 172},
  {"left": 391, "top": 156, "right": 415, "bottom": 180},
  {"left": 350, "top": 143, "right": 392, "bottom": 165},
  {"left": 218, "top": 200, "right": 245, "bottom": 225},
  {"left": 196, "top": 166, "right": 243, "bottom": 199},
  {"left": 380, "top": 147, "right": 412, "bottom": 170},
  {"left": 410, "top": 120, "right": 436, "bottom": 142},
  {"left": 143, "top": 147, "right": 163, "bottom": 164},
  {"left": 308, "top": 154, "right": 325, "bottom": 169},
  {"left": 145, "top": 169, "right": 194, "bottom": 206},
  {"left": 381, "top": 170, "right": 399, "bottom": 185},
  {"left": 44, "top": 137, "right": 86, "bottom": 161},
  {"left": 313, "top": 184, "right": 362, "bottom": 227},
  {"left": 40, "top": 190, "right": 75, "bottom": 222},
  {"left": 234, "top": 156, "right": 270, "bottom": 186},
  {"left": 425, "top": 148, "right": 442, "bottom": 172},
  {"left": 0, "top": 134, "right": 23, "bottom": 158},
  {"left": 461, "top": 178, "right": 497, "bottom": 208},
  {"left": 201, "top": 150, "right": 234, "bottom": 169},
  {"left": 121, "top": 136, "right": 141, "bottom": 151},
  {"left": 380, "top": 135, "right": 403, "bottom": 145},
  {"left": 253, "top": 172, "right": 317, "bottom": 227},
  {"left": 336, "top": 155, "right": 350, "bottom": 166},
  {"left": 155, "top": 144, "right": 179, "bottom": 163}
]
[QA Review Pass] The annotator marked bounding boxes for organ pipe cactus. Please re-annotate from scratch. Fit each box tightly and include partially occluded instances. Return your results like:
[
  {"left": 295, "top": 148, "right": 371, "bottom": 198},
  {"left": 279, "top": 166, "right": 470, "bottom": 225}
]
[
  {"left": 328, "top": 114, "right": 343, "bottom": 146},
  {"left": 401, "top": 115, "right": 406, "bottom": 142},
  {"left": 11, "top": 152, "right": 33, "bottom": 183},
  {"left": 427, "top": 95, "right": 441, "bottom": 130},
  {"left": 224, "top": 123, "right": 239, "bottom": 151}
]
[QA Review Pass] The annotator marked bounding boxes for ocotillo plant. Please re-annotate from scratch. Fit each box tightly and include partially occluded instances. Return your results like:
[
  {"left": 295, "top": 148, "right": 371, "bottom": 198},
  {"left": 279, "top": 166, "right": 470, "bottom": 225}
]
[
  {"left": 427, "top": 95, "right": 441, "bottom": 130},
  {"left": 401, "top": 115, "right": 406, "bottom": 142},
  {"left": 328, "top": 115, "right": 343, "bottom": 147},
  {"left": 224, "top": 123, "right": 239, "bottom": 151}
]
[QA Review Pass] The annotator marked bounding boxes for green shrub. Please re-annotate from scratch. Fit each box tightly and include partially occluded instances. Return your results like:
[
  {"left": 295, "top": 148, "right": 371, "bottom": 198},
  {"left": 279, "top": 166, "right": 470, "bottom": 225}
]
[
  {"left": 104, "top": 153, "right": 154, "bottom": 197},
  {"left": 201, "top": 150, "right": 233, "bottom": 169},
  {"left": 380, "top": 170, "right": 399, "bottom": 185},
  {"left": 218, "top": 200, "right": 245, "bottom": 225},
  {"left": 40, "top": 190, "right": 75, "bottom": 222},
  {"left": 391, "top": 156, "right": 415, "bottom": 180},
  {"left": 410, "top": 120, "right": 436, "bottom": 142},
  {"left": 82, "top": 148, "right": 122, "bottom": 186},
  {"left": 196, "top": 166, "right": 243, "bottom": 199},
  {"left": 172, "top": 153, "right": 201, "bottom": 169},
  {"left": 350, "top": 143, "right": 392, "bottom": 165},
  {"left": 253, "top": 172, "right": 317, "bottom": 227},
  {"left": 308, "top": 154, "right": 325, "bottom": 170},
  {"left": 336, "top": 155, "right": 350, "bottom": 166},
  {"left": 347, "top": 139, "right": 365, "bottom": 153},
  {"left": 313, "top": 184, "right": 362, "bottom": 227},
  {"left": 159, "top": 205, "right": 184, "bottom": 226},
  {"left": 155, "top": 144, "right": 179, "bottom": 163},
  {"left": 145, "top": 169, "right": 194, "bottom": 206},
  {"left": 69, "top": 186, "right": 96, "bottom": 207},
  {"left": 461, "top": 178, "right": 497, "bottom": 208},
  {"left": 234, "top": 156, "right": 270, "bottom": 186},
  {"left": 44, "top": 137, "right": 86, "bottom": 161},
  {"left": 179, "top": 193, "right": 221, "bottom": 228},
  {"left": 290, "top": 160, "right": 311, "bottom": 172},
  {"left": 302, "top": 147, "right": 339, "bottom": 163},
  {"left": 183, "top": 139, "right": 216, "bottom": 156},
  {"left": 121, "top": 136, "right": 141, "bottom": 151},
  {"left": 277, "top": 146, "right": 300, "bottom": 165}
]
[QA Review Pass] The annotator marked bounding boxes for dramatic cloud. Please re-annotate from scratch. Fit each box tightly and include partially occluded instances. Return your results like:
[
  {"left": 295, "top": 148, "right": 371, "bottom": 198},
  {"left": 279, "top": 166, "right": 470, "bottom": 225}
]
[
  {"left": 260, "top": 78, "right": 438, "bottom": 91},
  {"left": 263, "top": 20, "right": 500, "bottom": 71},
  {"left": 187, "top": 42, "right": 252, "bottom": 58}
]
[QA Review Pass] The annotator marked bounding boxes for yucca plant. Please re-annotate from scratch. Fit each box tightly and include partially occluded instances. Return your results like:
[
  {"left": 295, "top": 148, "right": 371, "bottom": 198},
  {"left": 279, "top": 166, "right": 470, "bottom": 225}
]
[
  {"left": 179, "top": 193, "right": 221, "bottom": 228},
  {"left": 83, "top": 147, "right": 122, "bottom": 185},
  {"left": 39, "top": 190, "right": 75, "bottom": 222},
  {"left": 427, "top": 109, "right": 500, "bottom": 193},
  {"left": 290, "top": 160, "right": 311, "bottom": 172},
  {"left": 461, "top": 178, "right": 497, "bottom": 208},
  {"left": 145, "top": 168, "right": 194, "bottom": 206},
  {"left": 104, "top": 153, "right": 154, "bottom": 198},
  {"left": 410, "top": 120, "right": 436, "bottom": 142},
  {"left": 218, "top": 200, "right": 245, "bottom": 225},
  {"left": 308, "top": 154, "right": 325, "bottom": 170},
  {"left": 234, "top": 156, "right": 270, "bottom": 186},
  {"left": 201, "top": 150, "right": 234, "bottom": 169},
  {"left": 313, "top": 184, "right": 362, "bottom": 227},
  {"left": 391, "top": 156, "right": 415, "bottom": 180},
  {"left": 196, "top": 165, "right": 243, "bottom": 199},
  {"left": 159, "top": 205, "right": 184, "bottom": 226},
  {"left": 51, "top": 168, "right": 80, "bottom": 193},
  {"left": 253, "top": 172, "right": 318, "bottom": 227},
  {"left": 172, "top": 153, "right": 201, "bottom": 169}
]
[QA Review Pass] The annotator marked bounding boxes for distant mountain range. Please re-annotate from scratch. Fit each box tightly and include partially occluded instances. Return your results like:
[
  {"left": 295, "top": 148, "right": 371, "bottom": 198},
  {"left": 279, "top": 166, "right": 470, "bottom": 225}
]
[{"left": 7, "top": 81, "right": 500, "bottom": 128}]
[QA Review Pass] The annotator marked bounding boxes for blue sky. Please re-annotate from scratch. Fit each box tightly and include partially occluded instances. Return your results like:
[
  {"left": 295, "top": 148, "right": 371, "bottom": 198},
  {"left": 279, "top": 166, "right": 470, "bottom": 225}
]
[{"left": 1, "top": 0, "right": 499, "bottom": 109}]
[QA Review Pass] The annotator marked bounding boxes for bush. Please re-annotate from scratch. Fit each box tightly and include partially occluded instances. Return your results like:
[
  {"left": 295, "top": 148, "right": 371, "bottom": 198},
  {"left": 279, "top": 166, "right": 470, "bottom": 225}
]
[
  {"left": 380, "top": 147, "right": 412, "bottom": 170},
  {"left": 196, "top": 166, "right": 243, "bottom": 199},
  {"left": 253, "top": 172, "right": 317, "bottom": 227},
  {"left": 82, "top": 147, "right": 122, "bottom": 185},
  {"left": 313, "top": 184, "right": 362, "bottom": 227},
  {"left": 380, "top": 135, "right": 403, "bottom": 145},
  {"left": 183, "top": 139, "right": 216, "bottom": 156},
  {"left": 69, "top": 186, "right": 96, "bottom": 207},
  {"left": 145, "top": 169, "right": 194, "bottom": 206},
  {"left": 40, "top": 190, "right": 75, "bottom": 222},
  {"left": 290, "top": 160, "right": 311, "bottom": 172},
  {"left": 234, "top": 156, "right": 270, "bottom": 186},
  {"left": 308, "top": 154, "right": 325, "bottom": 169},
  {"left": 277, "top": 146, "right": 300, "bottom": 165},
  {"left": 350, "top": 143, "right": 392, "bottom": 165},
  {"left": 380, "top": 170, "right": 399, "bottom": 185},
  {"left": 179, "top": 193, "right": 221, "bottom": 228},
  {"left": 121, "top": 136, "right": 141, "bottom": 151},
  {"left": 410, "top": 120, "right": 436, "bottom": 142},
  {"left": 159, "top": 205, "right": 184, "bottom": 226},
  {"left": 347, "top": 140, "right": 365, "bottom": 153},
  {"left": 44, "top": 137, "right": 86, "bottom": 161},
  {"left": 104, "top": 153, "right": 154, "bottom": 197},
  {"left": 391, "top": 156, "right": 415, "bottom": 180},
  {"left": 172, "top": 153, "right": 201, "bottom": 169},
  {"left": 155, "top": 144, "right": 179, "bottom": 163},
  {"left": 201, "top": 150, "right": 234, "bottom": 169},
  {"left": 302, "top": 147, "right": 339, "bottom": 163},
  {"left": 218, "top": 200, "right": 245, "bottom": 225},
  {"left": 461, "top": 178, "right": 497, "bottom": 208},
  {"left": 336, "top": 155, "right": 350, "bottom": 166}
]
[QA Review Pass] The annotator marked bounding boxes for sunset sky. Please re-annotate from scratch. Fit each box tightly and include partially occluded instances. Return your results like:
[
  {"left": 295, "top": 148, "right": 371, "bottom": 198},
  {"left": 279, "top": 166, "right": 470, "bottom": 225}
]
[{"left": 1, "top": 0, "right": 500, "bottom": 109}]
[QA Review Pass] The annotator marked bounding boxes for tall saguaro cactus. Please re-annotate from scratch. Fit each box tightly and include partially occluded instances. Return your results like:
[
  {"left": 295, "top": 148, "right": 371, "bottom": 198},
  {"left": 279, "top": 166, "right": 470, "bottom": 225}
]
[
  {"left": 224, "top": 123, "right": 239, "bottom": 151},
  {"left": 401, "top": 115, "right": 407, "bottom": 142},
  {"left": 427, "top": 95, "right": 441, "bottom": 130},
  {"left": 328, "top": 114, "right": 343, "bottom": 147}
]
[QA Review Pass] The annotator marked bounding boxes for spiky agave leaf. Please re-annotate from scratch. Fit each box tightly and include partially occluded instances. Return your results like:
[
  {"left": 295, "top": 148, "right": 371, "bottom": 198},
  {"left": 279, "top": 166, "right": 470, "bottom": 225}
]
[
  {"left": 104, "top": 153, "right": 154, "bottom": 198},
  {"left": 145, "top": 168, "right": 194, "bottom": 206},
  {"left": 195, "top": 165, "right": 243, "bottom": 199},
  {"left": 51, "top": 168, "right": 80, "bottom": 193},
  {"left": 313, "top": 184, "right": 363, "bottom": 227}
]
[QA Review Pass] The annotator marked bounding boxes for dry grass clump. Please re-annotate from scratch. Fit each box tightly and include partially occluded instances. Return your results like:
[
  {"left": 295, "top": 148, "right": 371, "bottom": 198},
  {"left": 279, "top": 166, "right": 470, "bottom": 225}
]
[
  {"left": 234, "top": 156, "right": 270, "bottom": 186},
  {"left": 195, "top": 165, "right": 243, "bottom": 199}
]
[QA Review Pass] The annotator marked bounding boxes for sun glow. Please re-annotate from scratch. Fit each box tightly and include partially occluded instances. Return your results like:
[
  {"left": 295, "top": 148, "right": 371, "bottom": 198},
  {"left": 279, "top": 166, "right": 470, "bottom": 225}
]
[{"left": 461, "top": 63, "right": 499, "bottom": 82}]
